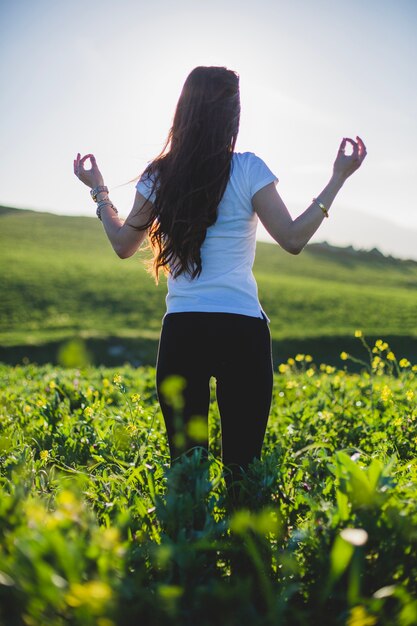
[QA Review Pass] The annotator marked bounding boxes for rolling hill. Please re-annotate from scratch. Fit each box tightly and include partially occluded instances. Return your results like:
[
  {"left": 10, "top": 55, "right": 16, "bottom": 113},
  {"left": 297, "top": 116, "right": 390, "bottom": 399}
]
[{"left": 1, "top": 205, "right": 416, "bottom": 365}]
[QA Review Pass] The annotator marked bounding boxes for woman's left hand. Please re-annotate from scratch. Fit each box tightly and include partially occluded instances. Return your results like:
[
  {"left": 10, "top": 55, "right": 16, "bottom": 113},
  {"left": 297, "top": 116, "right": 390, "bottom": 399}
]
[{"left": 73, "top": 153, "right": 104, "bottom": 189}]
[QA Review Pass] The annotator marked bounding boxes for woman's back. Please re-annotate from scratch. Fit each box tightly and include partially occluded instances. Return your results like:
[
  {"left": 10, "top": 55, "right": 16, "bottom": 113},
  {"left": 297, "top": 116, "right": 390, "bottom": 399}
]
[{"left": 137, "top": 151, "right": 277, "bottom": 318}]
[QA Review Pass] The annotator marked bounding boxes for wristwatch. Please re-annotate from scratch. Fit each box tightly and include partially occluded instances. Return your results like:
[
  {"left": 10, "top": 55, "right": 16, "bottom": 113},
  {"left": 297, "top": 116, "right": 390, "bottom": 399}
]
[{"left": 90, "top": 186, "right": 109, "bottom": 202}]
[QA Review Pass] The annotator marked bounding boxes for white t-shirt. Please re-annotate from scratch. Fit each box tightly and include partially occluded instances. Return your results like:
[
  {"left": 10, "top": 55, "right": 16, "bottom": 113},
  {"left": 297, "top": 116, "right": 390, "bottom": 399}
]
[{"left": 136, "top": 152, "right": 278, "bottom": 319}]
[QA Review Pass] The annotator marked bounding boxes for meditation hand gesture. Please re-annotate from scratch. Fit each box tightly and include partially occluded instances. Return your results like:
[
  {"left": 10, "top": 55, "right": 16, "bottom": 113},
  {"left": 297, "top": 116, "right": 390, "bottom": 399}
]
[
  {"left": 333, "top": 136, "right": 367, "bottom": 181},
  {"left": 73, "top": 153, "right": 104, "bottom": 189}
]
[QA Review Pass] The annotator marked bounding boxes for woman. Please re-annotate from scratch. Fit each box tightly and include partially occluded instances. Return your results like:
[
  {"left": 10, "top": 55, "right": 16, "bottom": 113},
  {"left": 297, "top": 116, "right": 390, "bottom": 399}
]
[{"left": 74, "top": 66, "right": 366, "bottom": 486}]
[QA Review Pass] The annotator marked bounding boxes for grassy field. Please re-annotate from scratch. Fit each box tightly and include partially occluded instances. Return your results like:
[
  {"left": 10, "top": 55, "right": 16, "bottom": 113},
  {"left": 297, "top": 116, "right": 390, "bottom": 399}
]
[
  {"left": 0, "top": 340, "right": 416, "bottom": 625},
  {"left": 1, "top": 206, "right": 416, "bottom": 364}
]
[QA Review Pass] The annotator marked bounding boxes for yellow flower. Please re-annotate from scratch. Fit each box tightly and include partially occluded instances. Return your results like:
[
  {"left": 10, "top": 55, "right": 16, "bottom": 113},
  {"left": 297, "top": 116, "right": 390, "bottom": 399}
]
[
  {"left": 393, "top": 417, "right": 402, "bottom": 427},
  {"left": 305, "top": 354, "right": 313, "bottom": 363},
  {"left": 354, "top": 330, "right": 363, "bottom": 338},
  {"left": 66, "top": 580, "right": 112, "bottom": 611},
  {"left": 380, "top": 385, "right": 392, "bottom": 402},
  {"left": 340, "top": 351, "right": 349, "bottom": 361},
  {"left": 49, "top": 380, "right": 57, "bottom": 390},
  {"left": 40, "top": 450, "right": 49, "bottom": 461},
  {"left": 372, "top": 356, "right": 381, "bottom": 366},
  {"left": 84, "top": 407, "right": 94, "bottom": 418},
  {"left": 287, "top": 358, "right": 295, "bottom": 366},
  {"left": 406, "top": 390, "right": 415, "bottom": 402},
  {"left": 412, "top": 365, "right": 417, "bottom": 372},
  {"left": 286, "top": 380, "right": 298, "bottom": 389},
  {"left": 295, "top": 354, "right": 305, "bottom": 362},
  {"left": 325, "top": 365, "right": 335, "bottom": 374},
  {"left": 347, "top": 605, "right": 377, "bottom": 626},
  {"left": 306, "top": 368, "right": 315, "bottom": 378},
  {"left": 399, "top": 358, "right": 411, "bottom": 368},
  {"left": 387, "top": 351, "right": 396, "bottom": 361},
  {"left": 278, "top": 364, "right": 288, "bottom": 374},
  {"left": 127, "top": 423, "right": 139, "bottom": 435},
  {"left": 131, "top": 393, "right": 141, "bottom": 403},
  {"left": 318, "top": 410, "right": 333, "bottom": 421},
  {"left": 113, "top": 374, "right": 122, "bottom": 385}
]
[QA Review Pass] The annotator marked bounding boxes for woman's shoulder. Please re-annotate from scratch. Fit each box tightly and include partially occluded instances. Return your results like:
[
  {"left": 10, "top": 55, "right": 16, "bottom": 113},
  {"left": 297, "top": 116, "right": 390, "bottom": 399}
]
[
  {"left": 231, "top": 152, "right": 278, "bottom": 196},
  {"left": 232, "top": 151, "right": 272, "bottom": 174},
  {"left": 233, "top": 151, "right": 260, "bottom": 164}
]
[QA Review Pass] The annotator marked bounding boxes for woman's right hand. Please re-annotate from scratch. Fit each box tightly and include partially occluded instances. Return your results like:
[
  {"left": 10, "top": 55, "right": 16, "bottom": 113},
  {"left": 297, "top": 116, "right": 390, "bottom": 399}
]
[{"left": 333, "top": 136, "right": 367, "bottom": 181}]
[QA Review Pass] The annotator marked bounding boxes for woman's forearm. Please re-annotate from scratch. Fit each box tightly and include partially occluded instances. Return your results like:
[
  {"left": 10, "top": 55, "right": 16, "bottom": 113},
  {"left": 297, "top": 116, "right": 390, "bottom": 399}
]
[
  {"left": 94, "top": 191, "right": 127, "bottom": 256},
  {"left": 290, "top": 172, "right": 345, "bottom": 252},
  {"left": 95, "top": 190, "right": 149, "bottom": 258}
]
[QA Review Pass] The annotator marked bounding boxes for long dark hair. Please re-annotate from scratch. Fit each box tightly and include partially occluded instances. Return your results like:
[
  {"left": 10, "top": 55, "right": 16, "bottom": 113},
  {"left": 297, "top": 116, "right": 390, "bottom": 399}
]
[{"left": 140, "top": 66, "right": 240, "bottom": 282}]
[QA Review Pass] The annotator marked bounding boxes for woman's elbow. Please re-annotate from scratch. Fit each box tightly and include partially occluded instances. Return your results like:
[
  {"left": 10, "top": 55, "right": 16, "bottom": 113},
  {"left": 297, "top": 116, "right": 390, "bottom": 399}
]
[
  {"left": 114, "top": 245, "right": 134, "bottom": 259},
  {"left": 280, "top": 239, "right": 304, "bottom": 255},
  {"left": 287, "top": 243, "right": 303, "bottom": 255}
]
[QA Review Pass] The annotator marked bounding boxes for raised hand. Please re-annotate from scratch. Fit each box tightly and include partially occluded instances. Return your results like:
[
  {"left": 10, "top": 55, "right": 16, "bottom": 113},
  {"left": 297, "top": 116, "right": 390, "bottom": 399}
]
[
  {"left": 73, "top": 153, "right": 104, "bottom": 189},
  {"left": 333, "top": 136, "right": 367, "bottom": 181}
]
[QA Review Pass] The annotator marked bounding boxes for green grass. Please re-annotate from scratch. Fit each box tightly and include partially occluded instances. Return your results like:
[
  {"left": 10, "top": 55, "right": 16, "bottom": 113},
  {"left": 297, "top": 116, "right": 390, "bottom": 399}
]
[
  {"left": 1, "top": 206, "right": 416, "bottom": 355},
  {"left": 0, "top": 341, "right": 417, "bottom": 625}
]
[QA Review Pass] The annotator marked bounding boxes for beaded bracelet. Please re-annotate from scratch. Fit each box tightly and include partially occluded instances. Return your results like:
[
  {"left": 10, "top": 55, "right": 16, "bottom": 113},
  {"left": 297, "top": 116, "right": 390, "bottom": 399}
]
[
  {"left": 312, "top": 197, "right": 329, "bottom": 218},
  {"left": 96, "top": 200, "right": 119, "bottom": 221}
]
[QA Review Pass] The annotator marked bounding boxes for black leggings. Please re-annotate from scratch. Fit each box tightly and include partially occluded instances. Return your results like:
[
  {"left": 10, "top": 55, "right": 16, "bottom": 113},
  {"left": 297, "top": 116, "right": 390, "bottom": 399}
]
[{"left": 156, "top": 312, "right": 273, "bottom": 479}]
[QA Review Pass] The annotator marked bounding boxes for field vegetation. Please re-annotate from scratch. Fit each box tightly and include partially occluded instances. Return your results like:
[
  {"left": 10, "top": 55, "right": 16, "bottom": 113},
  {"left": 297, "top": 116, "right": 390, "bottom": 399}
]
[
  {"left": 1, "top": 335, "right": 417, "bottom": 625},
  {"left": 1, "top": 206, "right": 416, "bottom": 365}
]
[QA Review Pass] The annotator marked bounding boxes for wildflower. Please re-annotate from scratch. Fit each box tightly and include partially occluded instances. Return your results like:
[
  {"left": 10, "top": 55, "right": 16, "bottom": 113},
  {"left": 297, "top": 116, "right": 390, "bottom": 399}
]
[
  {"left": 380, "top": 385, "right": 392, "bottom": 402},
  {"left": 113, "top": 374, "right": 122, "bottom": 385},
  {"left": 412, "top": 365, "right": 417, "bottom": 372},
  {"left": 49, "top": 380, "right": 57, "bottom": 390},
  {"left": 287, "top": 357, "right": 295, "bottom": 366},
  {"left": 387, "top": 351, "right": 396, "bottom": 361},
  {"left": 305, "top": 354, "right": 313, "bottom": 363},
  {"left": 347, "top": 605, "right": 377, "bottom": 626},
  {"left": 340, "top": 351, "right": 349, "bottom": 361},
  {"left": 286, "top": 380, "right": 298, "bottom": 389},
  {"left": 325, "top": 365, "right": 335, "bottom": 374},
  {"left": 127, "top": 423, "right": 139, "bottom": 435},
  {"left": 399, "top": 358, "right": 411, "bottom": 368},
  {"left": 295, "top": 354, "right": 305, "bottom": 362},
  {"left": 372, "top": 356, "right": 384, "bottom": 371},
  {"left": 84, "top": 407, "right": 94, "bottom": 418},
  {"left": 306, "top": 368, "right": 315, "bottom": 378},
  {"left": 393, "top": 417, "right": 402, "bottom": 427},
  {"left": 406, "top": 390, "right": 415, "bottom": 402},
  {"left": 131, "top": 393, "right": 141, "bottom": 403},
  {"left": 318, "top": 410, "right": 333, "bottom": 421},
  {"left": 278, "top": 364, "right": 288, "bottom": 374},
  {"left": 40, "top": 450, "right": 49, "bottom": 461},
  {"left": 66, "top": 580, "right": 113, "bottom": 611},
  {"left": 354, "top": 330, "right": 363, "bottom": 338}
]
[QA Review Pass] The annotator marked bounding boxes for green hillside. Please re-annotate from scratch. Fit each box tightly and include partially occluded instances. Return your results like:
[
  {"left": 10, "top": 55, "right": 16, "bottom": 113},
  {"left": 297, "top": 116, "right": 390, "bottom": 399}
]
[{"left": 1, "top": 206, "right": 416, "bottom": 364}]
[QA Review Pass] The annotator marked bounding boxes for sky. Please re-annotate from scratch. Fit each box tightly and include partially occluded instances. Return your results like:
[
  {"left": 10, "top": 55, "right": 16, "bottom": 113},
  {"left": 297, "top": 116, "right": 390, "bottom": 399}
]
[{"left": 1, "top": 0, "right": 416, "bottom": 258}]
